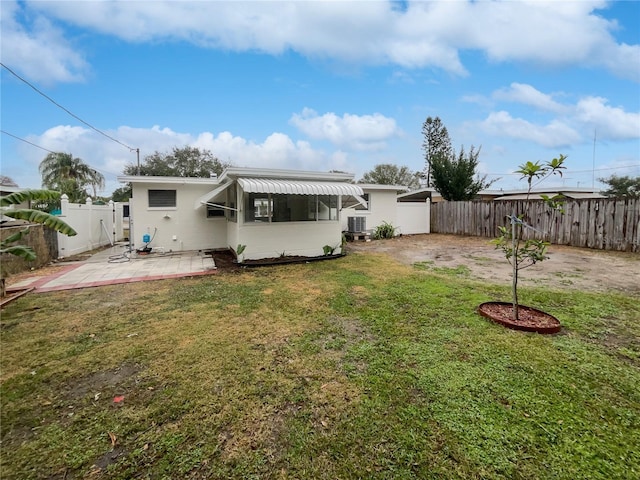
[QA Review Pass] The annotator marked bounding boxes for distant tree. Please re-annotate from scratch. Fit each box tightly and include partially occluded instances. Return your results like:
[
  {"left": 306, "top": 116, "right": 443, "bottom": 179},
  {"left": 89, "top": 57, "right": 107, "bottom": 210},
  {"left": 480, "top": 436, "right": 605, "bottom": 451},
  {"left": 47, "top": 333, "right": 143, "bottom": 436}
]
[
  {"left": 598, "top": 175, "right": 640, "bottom": 198},
  {"left": 111, "top": 186, "right": 132, "bottom": 202},
  {"left": 124, "top": 146, "right": 231, "bottom": 177},
  {"left": 422, "top": 116, "right": 453, "bottom": 186},
  {"left": 430, "top": 146, "right": 495, "bottom": 201},
  {"left": 0, "top": 175, "right": 18, "bottom": 187},
  {"left": 359, "top": 164, "right": 421, "bottom": 189},
  {"left": 39, "top": 152, "right": 105, "bottom": 202}
]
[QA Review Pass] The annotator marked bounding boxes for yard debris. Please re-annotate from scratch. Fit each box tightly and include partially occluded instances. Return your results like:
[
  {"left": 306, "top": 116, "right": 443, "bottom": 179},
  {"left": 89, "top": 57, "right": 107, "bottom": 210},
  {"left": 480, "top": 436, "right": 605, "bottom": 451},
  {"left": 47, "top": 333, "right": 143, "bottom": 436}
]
[
  {"left": 94, "top": 393, "right": 101, "bottom": 401},
  {"left": 126, "top": 333, "right": 138, "bottom": 338},
  {"left": 108, "top": 432, "right": 117, "bottom": 447}
]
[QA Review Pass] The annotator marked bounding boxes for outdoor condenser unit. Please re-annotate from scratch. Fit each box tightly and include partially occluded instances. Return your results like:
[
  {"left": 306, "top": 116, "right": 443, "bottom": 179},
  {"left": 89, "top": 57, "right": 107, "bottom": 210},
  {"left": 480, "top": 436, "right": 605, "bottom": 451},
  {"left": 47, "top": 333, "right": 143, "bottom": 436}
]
[{"left": 348, "top": 216, "right": 366, "bottom": 233}]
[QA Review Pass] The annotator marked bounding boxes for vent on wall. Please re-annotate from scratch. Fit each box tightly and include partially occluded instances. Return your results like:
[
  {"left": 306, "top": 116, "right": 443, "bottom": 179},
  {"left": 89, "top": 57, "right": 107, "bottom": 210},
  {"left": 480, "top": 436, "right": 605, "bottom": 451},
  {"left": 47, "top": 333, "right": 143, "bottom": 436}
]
[{"left": 347, "top": 216, "right": 366, "bottom": 233}]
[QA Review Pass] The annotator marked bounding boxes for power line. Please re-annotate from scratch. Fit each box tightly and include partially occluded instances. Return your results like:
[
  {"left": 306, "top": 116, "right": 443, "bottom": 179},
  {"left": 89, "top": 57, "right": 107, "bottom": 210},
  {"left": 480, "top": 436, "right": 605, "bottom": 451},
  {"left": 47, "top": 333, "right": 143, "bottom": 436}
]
[
  {"left": 1, "top": 129, "right": 122, "bottom": 180},
  {"left": 1, "top": 129, "right": 57, "bottom": 154},
  {"left": 1, "top": 62, "right": 137, "bottom": 152}
]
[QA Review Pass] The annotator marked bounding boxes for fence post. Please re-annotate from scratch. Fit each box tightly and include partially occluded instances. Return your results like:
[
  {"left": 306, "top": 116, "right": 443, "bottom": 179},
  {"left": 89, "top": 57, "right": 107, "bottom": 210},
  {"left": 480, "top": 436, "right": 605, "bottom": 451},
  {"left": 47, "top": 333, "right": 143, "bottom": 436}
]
[{"left": 57, "top": 194, "right": 69, "bottom": 257}]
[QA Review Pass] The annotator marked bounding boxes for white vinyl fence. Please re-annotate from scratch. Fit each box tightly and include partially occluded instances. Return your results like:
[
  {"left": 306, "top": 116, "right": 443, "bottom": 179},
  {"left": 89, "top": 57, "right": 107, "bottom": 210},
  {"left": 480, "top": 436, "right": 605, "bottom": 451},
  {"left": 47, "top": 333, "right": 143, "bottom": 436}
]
[
  {"left": 56, "top": 195, "right": 127, "bottom": 258},
  {"left": 397, "top": 200, "right": 431, "bottom": 235}
]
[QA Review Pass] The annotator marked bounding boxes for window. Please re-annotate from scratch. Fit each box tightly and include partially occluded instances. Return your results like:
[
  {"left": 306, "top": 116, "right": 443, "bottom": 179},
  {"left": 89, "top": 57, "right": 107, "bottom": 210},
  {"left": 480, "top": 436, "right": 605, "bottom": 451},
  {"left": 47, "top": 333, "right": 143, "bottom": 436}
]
[
  {"left": 245, "top": 193, "right": 272, "bottom": 222},
  {"left": 355, "top": 193, "right": 370, "bottom": 211},
  {"left": 244, "top": 193, "right": 338, "bottom": 223},
  {"left": 206, "top": 203, "right": 226, "bottom": 218},
  {"left": 227, "top": 184, "right": 237, "bottom": 222},
  {"left": 318, "top": 195, "right": 338, "bottom": 220},
  {"left": 148, "top": 189, "right": 176, "bottom": 208}
]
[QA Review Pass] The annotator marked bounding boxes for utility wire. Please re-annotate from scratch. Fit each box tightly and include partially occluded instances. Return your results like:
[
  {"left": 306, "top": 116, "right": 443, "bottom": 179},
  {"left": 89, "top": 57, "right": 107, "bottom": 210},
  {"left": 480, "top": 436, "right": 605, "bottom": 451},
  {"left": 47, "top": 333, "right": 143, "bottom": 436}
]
[
  {"left": 1, "top": 129, "right": 57, "bottom": 154},
  {"left": 1, "top": 62, "right": 137, "bottom": 152},
  {"left": 1, "top": 129, "right": 121, "bottom": 180}
]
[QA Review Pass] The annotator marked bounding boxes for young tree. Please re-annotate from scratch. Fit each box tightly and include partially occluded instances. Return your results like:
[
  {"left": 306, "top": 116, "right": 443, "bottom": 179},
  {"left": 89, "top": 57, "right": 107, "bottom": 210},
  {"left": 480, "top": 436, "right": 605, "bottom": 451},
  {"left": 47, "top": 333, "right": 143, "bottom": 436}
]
[
  {"left": 422, "top": 116, "right": 453, "bottom": 186},
  {"left": 430, "top": 146, "right": 495, "bottom": 200},
  {"left": 493, "top": 155, "right": 566, "bottom": 321},
  {"left": 598, "top": 175, "right": 640, "bottom": 198},
  {"left": 359, "top": 164, "right": 421, "bottom": 189},
  {"left": 124, "top": 146, "right": 231, "bottom": 177},
  {"left": 1, "top": 189, "right": 77, "bottom": 296},
  {"left": 39, "top": 152, "right": 105, "bottom": 201}
]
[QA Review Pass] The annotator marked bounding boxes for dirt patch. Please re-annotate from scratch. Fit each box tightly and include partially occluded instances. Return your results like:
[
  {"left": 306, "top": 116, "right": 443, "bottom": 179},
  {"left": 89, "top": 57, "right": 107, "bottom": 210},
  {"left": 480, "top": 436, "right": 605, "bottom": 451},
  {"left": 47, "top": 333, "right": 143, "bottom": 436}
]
[{"left": 347, "top": 234, "right": 640, "bottom": 295}]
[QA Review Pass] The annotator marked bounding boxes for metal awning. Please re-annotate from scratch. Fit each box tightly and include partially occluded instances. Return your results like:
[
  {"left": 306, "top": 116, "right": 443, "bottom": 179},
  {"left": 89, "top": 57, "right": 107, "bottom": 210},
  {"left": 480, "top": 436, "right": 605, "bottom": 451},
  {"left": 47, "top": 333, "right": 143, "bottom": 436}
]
[
  {"left": 237, "top": 178, "right": 364, "bottom": 196},
  {"left": 194, "top": 182, "right": 233, "bottom": 209}
]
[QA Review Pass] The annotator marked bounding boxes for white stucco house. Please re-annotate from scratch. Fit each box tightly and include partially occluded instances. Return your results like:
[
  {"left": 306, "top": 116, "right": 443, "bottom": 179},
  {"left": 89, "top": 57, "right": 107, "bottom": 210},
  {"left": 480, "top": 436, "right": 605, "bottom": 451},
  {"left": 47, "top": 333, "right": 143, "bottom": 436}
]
[{"left": 118, "top": 167, "right": 430, "bottom": 260}]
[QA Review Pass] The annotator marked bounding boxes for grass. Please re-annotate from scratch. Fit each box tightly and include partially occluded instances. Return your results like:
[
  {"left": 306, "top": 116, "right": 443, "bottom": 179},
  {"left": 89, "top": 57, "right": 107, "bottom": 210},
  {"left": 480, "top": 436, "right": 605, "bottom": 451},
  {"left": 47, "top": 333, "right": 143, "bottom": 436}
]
[{"left": 1, "top": 252, "right": 639, "bottom": 479}]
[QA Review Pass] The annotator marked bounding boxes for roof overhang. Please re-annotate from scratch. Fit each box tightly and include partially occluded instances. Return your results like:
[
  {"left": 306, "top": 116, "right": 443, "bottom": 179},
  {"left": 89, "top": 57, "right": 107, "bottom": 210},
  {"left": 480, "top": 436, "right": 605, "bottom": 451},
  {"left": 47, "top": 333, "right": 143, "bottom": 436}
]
[
  {"left": 238, "top": 178, "right": 364, "bottom": 196},
  {"left": 219, "top": 167, "right": 354, "bottom": 183},
  {"left": 118, "top": 175, "right": 218, "bottom": 185}
]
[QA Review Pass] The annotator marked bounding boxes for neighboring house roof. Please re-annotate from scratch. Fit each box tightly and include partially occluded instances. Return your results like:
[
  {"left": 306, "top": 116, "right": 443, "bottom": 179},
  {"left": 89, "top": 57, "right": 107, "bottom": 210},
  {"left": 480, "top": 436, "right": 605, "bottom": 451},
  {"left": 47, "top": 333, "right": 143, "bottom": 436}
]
[
  {"left": 397, "top": 187, "right": 605, "bottom": 202},
  {"left": 493, "top": 191, "right": 606, "bottom": 201}
]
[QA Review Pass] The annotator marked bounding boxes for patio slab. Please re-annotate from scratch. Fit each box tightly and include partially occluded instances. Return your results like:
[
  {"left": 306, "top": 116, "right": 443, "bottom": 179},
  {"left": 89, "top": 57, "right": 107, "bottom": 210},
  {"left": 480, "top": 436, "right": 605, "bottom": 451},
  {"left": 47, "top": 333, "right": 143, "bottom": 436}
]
[{"left": 8, "top": 245, "right": 218, "bottom": 293}]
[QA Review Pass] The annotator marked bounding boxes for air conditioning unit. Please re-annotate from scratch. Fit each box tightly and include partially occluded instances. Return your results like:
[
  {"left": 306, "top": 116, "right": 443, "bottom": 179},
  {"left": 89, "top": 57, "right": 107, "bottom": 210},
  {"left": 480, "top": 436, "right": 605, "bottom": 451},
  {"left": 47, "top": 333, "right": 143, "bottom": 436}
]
[{"left": 348, "top": 216, "right": 366, "bottom": 233}]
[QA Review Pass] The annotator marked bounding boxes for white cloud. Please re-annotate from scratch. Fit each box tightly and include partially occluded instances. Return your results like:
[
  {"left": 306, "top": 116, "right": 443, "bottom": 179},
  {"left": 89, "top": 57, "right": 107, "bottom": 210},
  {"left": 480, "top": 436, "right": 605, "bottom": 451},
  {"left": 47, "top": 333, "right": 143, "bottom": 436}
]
[
  {"left": 289, "top": 108, "right": 400, "bottom": 150},
  {"left": 19, "top": 0, "right": 639, "bottom": 82},
  {"left": 15, "top": 124, "right": 347, "bottom": 194},
  {"left": 478, "top": 84, "right": 640, "bottom": 146},
  {"left": 0, "top": 1, "right": 88, "bottom": 85},
  {"left": 493, "top": 83, "right": 569, "bottom": 114},
  {"left": 480, "top": 111, "right": 581, "bottom": 148},
  {"left": 575, "top": 97, "right": 640, "bottom": 140}
]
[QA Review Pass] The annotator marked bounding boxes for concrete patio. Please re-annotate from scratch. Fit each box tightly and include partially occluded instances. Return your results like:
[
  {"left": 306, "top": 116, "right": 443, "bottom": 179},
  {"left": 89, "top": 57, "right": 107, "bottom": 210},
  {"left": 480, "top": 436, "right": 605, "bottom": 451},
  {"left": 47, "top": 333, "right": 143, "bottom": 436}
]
[{"left": 8, "top": 244, "right": 218, "bottom": 293}]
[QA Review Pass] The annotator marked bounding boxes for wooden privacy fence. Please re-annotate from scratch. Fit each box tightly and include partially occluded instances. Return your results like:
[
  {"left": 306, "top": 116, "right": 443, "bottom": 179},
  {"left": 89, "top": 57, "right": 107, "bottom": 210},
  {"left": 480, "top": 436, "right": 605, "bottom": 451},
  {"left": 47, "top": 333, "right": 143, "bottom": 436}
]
[{"left": 430, "top": 198, "right": 640, "bottom": 252}]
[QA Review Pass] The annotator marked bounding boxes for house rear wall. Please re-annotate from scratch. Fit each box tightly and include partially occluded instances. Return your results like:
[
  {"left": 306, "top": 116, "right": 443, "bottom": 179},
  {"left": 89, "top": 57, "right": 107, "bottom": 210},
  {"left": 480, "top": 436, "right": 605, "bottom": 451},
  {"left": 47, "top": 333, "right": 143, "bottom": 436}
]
[{"left": 130, "top": 183, "right": 227, "bottom": 252}]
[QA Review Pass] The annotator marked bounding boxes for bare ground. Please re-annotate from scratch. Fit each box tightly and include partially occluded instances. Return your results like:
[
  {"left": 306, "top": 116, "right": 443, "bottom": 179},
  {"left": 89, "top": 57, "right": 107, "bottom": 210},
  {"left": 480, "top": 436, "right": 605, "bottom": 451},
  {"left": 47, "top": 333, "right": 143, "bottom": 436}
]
[{"left": 347, "top": 234, "right": 640, "bottom": 296}]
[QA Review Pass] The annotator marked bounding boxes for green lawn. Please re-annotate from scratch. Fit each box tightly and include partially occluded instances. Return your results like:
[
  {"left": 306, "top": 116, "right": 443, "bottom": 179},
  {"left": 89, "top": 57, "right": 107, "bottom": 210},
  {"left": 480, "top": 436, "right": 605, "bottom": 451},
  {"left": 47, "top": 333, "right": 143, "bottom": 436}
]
[{"left": 1, "top": 252, "right": 639, "bottom": 479}]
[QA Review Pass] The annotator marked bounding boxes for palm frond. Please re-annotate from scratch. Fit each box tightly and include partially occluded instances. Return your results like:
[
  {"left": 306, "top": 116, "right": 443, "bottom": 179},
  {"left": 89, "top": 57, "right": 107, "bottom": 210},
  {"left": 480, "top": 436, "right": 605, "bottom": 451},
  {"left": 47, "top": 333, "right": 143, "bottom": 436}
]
[
  {"left": 0, "top": 189, "right": 61, "bottom": 207},
  {"left": 0, "top": 244, "right": 36, "bottom": 261},
  {"left": 0, "top": 227, "right": 31, "bottom": 246},
  {"left": 4, "top": 209, "right": 77, "bottom": 236}
]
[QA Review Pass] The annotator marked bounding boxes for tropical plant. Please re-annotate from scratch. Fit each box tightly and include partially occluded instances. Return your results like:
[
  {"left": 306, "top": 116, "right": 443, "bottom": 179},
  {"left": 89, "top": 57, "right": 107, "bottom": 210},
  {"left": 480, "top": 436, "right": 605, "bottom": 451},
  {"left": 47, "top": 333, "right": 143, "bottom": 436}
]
[
  {"left": 323, "top": 244, "right": 340, "bottom": 255},
  {"left": 39, "top": 152, "right": 105, "bottom": 202},
  {"left": 373, "top": 221, "right": 396, "bottom": 240},
  {"left": 493, "top": 155, "right": 566, "bottom": 320},
  {"left": 234, "top": 244, "right": 246, "bottom": 263},
  {"left": 1, "top": 189, "right": 77, "bottom": 296}
]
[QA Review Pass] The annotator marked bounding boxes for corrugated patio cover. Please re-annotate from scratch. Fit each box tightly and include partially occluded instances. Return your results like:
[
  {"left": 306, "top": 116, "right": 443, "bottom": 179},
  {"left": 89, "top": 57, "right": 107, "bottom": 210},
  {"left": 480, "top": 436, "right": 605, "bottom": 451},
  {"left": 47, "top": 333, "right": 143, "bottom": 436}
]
[{"left": 238, "top": 178, "right": 364, "bottom": 196}]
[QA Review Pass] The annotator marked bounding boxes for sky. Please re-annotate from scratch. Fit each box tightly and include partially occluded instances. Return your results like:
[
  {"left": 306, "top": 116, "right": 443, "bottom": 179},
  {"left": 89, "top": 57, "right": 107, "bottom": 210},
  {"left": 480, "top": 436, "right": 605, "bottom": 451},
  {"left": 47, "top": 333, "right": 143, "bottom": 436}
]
[{"left": 1, "top": 0, "right": 639, "bottom": 197}]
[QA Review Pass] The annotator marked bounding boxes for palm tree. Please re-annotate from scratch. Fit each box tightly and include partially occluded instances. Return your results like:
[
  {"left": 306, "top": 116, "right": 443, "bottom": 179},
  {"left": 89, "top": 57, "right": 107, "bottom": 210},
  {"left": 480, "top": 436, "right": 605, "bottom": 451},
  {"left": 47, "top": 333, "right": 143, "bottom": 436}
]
[
  {"left": 1, "top": 189, "right": 77, "bottom": 296},
  {"left": 39, "top": 152, "right": 105, "bottom": 202}
]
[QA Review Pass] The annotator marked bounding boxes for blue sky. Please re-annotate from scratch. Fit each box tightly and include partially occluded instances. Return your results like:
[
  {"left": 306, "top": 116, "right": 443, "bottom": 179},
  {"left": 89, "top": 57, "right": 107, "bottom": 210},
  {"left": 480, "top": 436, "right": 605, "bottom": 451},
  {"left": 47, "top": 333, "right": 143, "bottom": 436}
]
[{"left": 1, "top": 0, "right": 639, "bottom": 196}]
